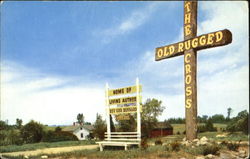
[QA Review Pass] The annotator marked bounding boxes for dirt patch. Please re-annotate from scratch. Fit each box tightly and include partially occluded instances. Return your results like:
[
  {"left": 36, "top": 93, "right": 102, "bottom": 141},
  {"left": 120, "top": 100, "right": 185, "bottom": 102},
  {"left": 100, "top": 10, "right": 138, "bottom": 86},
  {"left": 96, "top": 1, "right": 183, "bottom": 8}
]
[{"left": 1, "top": 145, "right": 98, "bottom": 157}]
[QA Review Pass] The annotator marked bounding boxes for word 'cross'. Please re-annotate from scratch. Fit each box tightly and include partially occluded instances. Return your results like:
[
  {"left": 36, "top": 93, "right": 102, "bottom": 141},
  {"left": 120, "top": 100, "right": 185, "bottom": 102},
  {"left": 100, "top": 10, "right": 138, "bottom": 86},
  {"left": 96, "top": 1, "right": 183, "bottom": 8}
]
[{"left": 155, "top": 1, "right": 232, "bottom": 140}]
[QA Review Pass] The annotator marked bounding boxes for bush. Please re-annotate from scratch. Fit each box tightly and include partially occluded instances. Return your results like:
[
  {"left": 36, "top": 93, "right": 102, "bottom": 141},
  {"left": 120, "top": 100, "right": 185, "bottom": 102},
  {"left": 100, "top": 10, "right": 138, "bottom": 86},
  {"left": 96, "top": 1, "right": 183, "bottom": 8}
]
[
  {"left": 202, "top": 145, "right": 220, "bottom": 155},
  {"left": 184, "top": 145, "right": 221, "bottom": 156},
  {"left": 0, "top": 130, "right": 23, "bottom": 146},
  {"left": 226, "top": 110, "right": 249, "bottom": 134},
  {"left": 20, "top": 120, "right": 45, "bottom": 143},
  {"left": 141, "top": 138, "right": 148, "bottom": 149},
  {"left": 226, "top": 143, "right": 240, "bottom": 151},
  {"left": 55, "top": 126, "right": 62, "bottom": 132},
  {"left": 92, "top": 114, "right": 106, "bottom": 140},
  {"left": 155, "top": 139, "right": 163, "bottom": 145},
  {"left": 170, "top": 141, "right": 181, "bottom": 151},
  {"left": 198, "top": 119, "right": 217, "bottom": 133},
  {"left": 42, "top": 131, "right": 78, "bottom": 142},
  {"left": 0, "top": 120, "right": 10, "bottom": 130}
]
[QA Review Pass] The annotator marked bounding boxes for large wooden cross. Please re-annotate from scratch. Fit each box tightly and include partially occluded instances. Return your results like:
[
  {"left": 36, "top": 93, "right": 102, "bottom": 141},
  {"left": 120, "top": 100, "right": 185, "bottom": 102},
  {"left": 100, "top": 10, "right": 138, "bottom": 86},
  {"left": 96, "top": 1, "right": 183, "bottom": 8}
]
[{"left": 155, "top": 1, "right": 232, "bottom": 140}]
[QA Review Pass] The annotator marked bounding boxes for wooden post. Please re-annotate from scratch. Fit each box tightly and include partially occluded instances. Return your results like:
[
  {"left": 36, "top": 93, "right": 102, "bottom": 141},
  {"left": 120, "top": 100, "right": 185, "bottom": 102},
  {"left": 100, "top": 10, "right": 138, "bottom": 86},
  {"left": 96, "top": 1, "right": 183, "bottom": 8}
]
[
  {"left": 154, "top": 1, "right": 232, "bottom": 141},
  {"left": 136, "top": 78, "right": 141, "bottom": 141},
  {"left": 184, "top": 1, "right": 198, "bottom": 140},
  {"left": 105, "top": 83, "right": 111, "bottom": 140}
]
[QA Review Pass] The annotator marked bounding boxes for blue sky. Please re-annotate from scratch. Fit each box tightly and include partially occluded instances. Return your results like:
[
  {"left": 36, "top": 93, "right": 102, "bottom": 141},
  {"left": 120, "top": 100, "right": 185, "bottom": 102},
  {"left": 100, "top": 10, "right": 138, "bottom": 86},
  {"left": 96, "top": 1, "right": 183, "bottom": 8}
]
[{"left": 1, "top": 1, "right": 249, "bottom": 125}]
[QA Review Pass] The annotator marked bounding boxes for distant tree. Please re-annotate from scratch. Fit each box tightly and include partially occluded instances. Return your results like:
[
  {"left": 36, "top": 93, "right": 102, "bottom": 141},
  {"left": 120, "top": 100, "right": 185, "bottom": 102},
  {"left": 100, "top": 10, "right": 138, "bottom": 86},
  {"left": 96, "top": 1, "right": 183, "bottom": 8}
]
[
  {"left": 227, "top": 110, "right": 249, "bottom": 134},
  {"left": 85, "top": 122, "right": 91, "bottom": 125},
  {"left": 20, "top": 120, "right": 45, "bottom": 143},
  {"left": 202, "top": 115, "right": 208, "bottom": 123},
  {"left": 141, "top": 98, "right": 165, "bottom": 137},
  {"left": 227, "top": 107, "right": 232, "bottom": 120},
  {"left": 198, "top": 118, "right": 216, "bottom": 132},
  {"left": 93, "top": 113, "right": 106, "bottom": 140},
  {"left": 167, "top": 117, "right": 185, "bottom": 124},
  {"left": 16, "top": 118, "right": 23, "bottom": 129},
  {"left": 205, "top": 118, "right": 217, "bottom": 131},
  {"left": 55, "top": 126, "right": 62, "bottom": 132},
  {"left": 117, "top": 114, "right": 136, "bottom": 132},
  {"left": 0, "top": 120, "right": 9, "bottom": 130},
  {"left": 211, "top": 114, "right": 226, "bottom": 123},
  {"left": 77, "top": 113, "right": 84, "bottom": 125}
]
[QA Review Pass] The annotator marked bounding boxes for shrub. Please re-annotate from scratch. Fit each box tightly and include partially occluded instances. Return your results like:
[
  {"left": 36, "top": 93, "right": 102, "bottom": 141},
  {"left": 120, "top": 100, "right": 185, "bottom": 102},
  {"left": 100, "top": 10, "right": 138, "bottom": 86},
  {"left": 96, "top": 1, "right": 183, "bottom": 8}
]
[
  {"left": 20, "top": 120, "right": 45, "bottom": 143},
  {"left": 9, "top": 130, "right": 23, "bottom": 145},
  {"left": 226, "top": 110, "right": 249, "bottom": 134},
  {"left": 220, "top": 140, "right": 228, "bottom": 146},
  {"left": 202, "top": 145, "right": 220, "bottom": 155},
  {"left": 176, "top": 131, "right": 180, "bottom": 135},
  {"left": 0, "top": 120, "right": 10, "bottom": 130},
  {"left": 170, "top": 141, "right": 181, "bottom": 151},
  {"left": 198, "top": 118, "right": 217, "bottom": 133},
  {"left": 92, "top": 114, "right": 106, "bottom": 140},
  {"left": 184, "top": 145, "right": 221, "bottom": 156},
  {"left": 0, "top": 130, "right": 23, "bottom": 146},
  {"left": 42, "top": 131, "right": 78, "bottom": 142},
  {"left": 55, "top": 126, "right": 62, "bottom": 132},
  {"left": 141, "top": 138, "right": 148, "bottom": 149},
  {"left": 226, "top": 142, "right": 240, "bottom": 151},
  {"left": 155, "top": 139, "right": 163, "bottom": 145}
]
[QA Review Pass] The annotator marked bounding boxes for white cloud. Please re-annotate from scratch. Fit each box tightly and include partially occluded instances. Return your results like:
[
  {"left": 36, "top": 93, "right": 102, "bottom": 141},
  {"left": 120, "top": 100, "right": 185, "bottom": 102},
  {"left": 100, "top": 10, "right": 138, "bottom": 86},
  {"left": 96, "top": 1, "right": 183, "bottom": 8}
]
[
  {"left": 1, "top": 1, "right": 248, "bottom": 125},
  {"left": 198, "top": 65, "right": 249, "bottom": 117},
  {"left": 99, "top": 2, "right": 168, "bottom": 43},
  {"left": 1, "top": 62, "right": 106, "bottom": 125},
  {"left": 123, "top": 1, "right": 249, "bottom": 119}
]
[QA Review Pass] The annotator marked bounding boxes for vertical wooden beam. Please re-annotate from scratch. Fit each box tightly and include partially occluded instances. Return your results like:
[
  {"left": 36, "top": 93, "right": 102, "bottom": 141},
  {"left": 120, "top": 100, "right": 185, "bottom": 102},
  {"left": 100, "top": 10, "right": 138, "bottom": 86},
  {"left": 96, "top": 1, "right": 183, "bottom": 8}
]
[
  {"left": 105, "top": 83, "right": 111, "bottom": 140},
  {"left": 136, "top": 78, "right": 141, "bottom": 141},
  {"left": 184, "top": 1, "right": 198, "bottom": 140}
]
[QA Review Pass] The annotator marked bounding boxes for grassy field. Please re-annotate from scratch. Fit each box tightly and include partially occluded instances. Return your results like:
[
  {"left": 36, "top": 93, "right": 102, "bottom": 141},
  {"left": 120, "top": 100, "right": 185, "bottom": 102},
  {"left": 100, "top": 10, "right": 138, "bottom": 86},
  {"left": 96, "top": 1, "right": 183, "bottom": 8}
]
[
  {"left": 0, "top": 140, "right": 95, "bottom": 153},
  {"left": 171, "top": 123, "right": 227, "bottom": 134},
  {"left": 1, "top": 123, "right": 248, "bottom": 159},
  {"left": 2, "top": 130, "right": 248, "bottom": 159},
  {"left": 44, "top": 125, "right": 68, "bottom": 131},
  {"left": 3, "top": 137, "right": 249, "bottom": 159}
]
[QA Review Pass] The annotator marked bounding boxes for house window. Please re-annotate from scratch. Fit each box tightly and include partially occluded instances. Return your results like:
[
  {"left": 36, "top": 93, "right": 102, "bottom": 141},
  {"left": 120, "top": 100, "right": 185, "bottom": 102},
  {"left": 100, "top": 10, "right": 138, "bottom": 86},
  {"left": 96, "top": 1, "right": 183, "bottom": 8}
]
[
  {"left": 80, "top": 127, "right": 82, "bottom": 130},
  {"left": 81, "top": 133, "right": 83, "bottom": 138}
]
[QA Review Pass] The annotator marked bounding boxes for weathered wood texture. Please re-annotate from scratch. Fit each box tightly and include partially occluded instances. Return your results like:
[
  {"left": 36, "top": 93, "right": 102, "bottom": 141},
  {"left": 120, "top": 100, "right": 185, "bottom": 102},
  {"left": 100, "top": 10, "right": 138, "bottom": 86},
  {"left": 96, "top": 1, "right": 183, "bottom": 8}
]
[
  {"left": 154, "top": 1, "right": 232, "bottom": 141},
  {"left": 184, "top": 1, "right": 198, "bottom": 141},
  {"left": 155, "top": 29, "right": 232, "bottom": 61}
]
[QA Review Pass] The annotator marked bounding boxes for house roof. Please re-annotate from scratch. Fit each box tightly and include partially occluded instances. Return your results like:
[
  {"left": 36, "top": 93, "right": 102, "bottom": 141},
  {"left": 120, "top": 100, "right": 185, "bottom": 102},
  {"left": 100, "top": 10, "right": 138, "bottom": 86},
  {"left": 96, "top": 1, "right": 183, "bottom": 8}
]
[{"left": 62, "top": 125, "right": 94, "bottom": 132}]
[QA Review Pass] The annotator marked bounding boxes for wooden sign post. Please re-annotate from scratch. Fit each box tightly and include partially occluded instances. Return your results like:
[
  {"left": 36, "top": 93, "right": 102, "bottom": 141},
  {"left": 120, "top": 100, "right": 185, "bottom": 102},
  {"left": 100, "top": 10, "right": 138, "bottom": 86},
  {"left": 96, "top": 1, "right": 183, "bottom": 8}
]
[
  {"left": 105, "top": 78, "right": 142, "bottom": 141},
  {"left": 155, "top": 1, "right": 232, "bottom": 140}
]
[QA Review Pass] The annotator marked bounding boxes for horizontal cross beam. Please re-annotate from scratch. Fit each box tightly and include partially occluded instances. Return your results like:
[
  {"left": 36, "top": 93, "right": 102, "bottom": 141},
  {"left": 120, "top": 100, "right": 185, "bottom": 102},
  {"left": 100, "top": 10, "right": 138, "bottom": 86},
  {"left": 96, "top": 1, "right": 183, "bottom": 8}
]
[{"left": 155, "top": 29, "right": 232, "bottom": 61}]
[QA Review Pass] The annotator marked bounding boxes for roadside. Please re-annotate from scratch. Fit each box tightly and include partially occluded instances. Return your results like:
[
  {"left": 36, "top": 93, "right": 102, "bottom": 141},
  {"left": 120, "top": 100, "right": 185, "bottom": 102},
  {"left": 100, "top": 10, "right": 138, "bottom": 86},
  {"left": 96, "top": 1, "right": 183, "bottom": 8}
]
[{"left": 1, "top": 145, "right": 98, "bottom": 157}]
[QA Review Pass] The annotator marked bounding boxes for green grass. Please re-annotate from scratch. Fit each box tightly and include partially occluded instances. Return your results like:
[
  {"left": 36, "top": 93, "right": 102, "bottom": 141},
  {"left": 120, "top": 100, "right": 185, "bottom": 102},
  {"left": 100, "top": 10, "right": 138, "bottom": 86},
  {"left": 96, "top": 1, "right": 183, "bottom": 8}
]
[
  {"left": 0, "top": 140, "right": 95, "bottom": 153},
  {"left": 43, "top": 125, "right": 68, "bottom": 131},
  {"left": 171, "top": 123, "right": 228, "bottom": 134},
  {"left": 3, "top": 146, "right": 171, "bottom": 159},
  {"left": 171, "top": 124, "right": 186, "bottom": 134},
  {"left": 2, "top": 131, "right": 248, "bottom": 159},
  {"left": 197, "top": 131, "right": 248, "bottom": 141}
]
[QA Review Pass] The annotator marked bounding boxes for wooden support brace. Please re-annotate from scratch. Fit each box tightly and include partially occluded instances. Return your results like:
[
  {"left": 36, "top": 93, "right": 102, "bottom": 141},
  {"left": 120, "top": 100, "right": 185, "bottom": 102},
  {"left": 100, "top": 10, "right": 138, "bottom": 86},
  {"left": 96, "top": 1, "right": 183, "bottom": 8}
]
[{"left": 99, "top": 143, "right": 103, "bottom": 152}]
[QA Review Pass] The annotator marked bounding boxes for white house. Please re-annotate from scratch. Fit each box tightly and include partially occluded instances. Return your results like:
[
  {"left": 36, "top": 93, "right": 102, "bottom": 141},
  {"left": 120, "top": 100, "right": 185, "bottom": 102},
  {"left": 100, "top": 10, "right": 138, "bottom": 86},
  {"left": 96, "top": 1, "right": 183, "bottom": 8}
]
[{"left": 63, "top": 124, "right": 94, "bottom": 140}]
